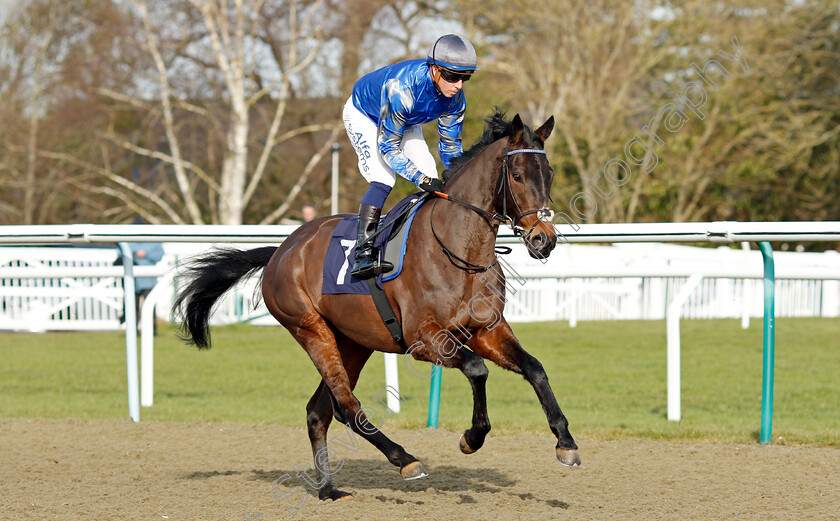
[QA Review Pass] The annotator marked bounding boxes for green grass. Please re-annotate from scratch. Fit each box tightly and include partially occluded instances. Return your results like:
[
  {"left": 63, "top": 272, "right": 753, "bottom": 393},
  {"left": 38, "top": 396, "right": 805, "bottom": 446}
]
[{"left": 1, "top": 318, "right": 838, "bottom": 446}]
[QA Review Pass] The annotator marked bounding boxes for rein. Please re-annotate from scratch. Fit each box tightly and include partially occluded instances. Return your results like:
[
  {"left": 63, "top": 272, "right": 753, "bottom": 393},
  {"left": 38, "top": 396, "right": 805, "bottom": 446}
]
[
  {"left": 430, "top": 198, "right": 511, "bottom": 273},
  {"left": 429, "top": 143, "right": 554, "bottom": 272}
]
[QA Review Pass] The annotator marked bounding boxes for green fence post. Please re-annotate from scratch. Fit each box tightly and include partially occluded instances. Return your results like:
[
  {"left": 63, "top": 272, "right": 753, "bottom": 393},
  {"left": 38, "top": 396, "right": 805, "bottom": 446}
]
[
  {"left": 234, "top": 287, "right": 243, "bottom": 321},
  {"left": 427, "top": 364, "right": 442, "bottom": 428},
  {"left": 758, "top": 241, "right": 776, "bottom": 444}
]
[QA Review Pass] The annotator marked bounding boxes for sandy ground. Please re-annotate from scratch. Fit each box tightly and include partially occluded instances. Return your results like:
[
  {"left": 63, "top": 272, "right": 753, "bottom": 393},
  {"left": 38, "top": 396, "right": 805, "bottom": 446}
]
[{"left": 2, "top": 418, "right": 838, "bottom": 521}]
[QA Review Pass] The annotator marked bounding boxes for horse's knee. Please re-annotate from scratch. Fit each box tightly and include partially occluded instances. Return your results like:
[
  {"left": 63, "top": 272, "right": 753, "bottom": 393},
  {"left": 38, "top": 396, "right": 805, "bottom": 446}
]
[
  {"left": 306, "top": 408, "right": 319, "bottom": 427},
  {"left": 522, "top": 356, "right": 548, "bottom": 385},
  {"left": 463, "top": 355, "right": 489, "bottom": 382},
  {"left": 307, "top": 405, "right": 331, "bottom": 429}
]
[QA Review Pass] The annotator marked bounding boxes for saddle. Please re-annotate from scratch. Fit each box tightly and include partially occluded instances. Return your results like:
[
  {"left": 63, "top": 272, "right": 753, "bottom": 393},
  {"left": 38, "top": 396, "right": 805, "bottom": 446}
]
[
  {"left": 381, "top": 194, "right": 428, "bottom": 281},
  {"left": 321, "top": 192, "right": 430, "bottom": 295}
]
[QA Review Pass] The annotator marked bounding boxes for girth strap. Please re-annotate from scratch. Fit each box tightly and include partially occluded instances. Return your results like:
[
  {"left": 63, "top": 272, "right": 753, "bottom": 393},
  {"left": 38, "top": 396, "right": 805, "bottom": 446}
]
[{"left": 367, "top": 278, "right": 409, "bottom": 350}]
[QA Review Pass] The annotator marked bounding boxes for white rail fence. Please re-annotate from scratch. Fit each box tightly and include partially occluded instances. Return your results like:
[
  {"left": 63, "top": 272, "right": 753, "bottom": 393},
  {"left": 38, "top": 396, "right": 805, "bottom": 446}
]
[
  {"left": 0, "top": 240, "right": 840, "bottom": 331},
  {"left": 2, "top": 242, "right": 838, "bottom": 332},
  {"left": 2, "top": 222, "right": 839, "bottom": 425}
]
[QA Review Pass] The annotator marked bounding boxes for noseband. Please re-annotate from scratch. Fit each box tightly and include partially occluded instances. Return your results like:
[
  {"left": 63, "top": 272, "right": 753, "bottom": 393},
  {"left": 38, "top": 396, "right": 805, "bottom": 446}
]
[{"left": 429, "top": 142, "right": 555, "bottom": 272}]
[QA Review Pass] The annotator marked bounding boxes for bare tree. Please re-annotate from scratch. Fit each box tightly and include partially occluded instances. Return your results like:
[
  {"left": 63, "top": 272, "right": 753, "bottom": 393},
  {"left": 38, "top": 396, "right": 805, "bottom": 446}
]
[
  {"left": 645, "top": 0, "right": 840, "bottom": 223},
  {"left": 0, "top": 2, "right": 63, "bottom": 224},
  {"left": 455, "top": 0, "right": 669, "bottom": 223},
  {"left": 454, "top": 0, "right": 840, "bottom": 227},
  {"left": 6, "top": 0, "right": 834, "bottom": 226},
  {"left": 89, "top": 0, "right": 334, "bottom": 224}
]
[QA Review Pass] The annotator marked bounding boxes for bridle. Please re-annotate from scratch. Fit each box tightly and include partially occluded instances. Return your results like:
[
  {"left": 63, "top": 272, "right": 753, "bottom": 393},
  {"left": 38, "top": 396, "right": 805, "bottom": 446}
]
[
  {"left": 497, "top": 144, "right": 555, "bottom": 235},
  {"left": 430, "top": 141, "right": 555, "bottom": 272}
]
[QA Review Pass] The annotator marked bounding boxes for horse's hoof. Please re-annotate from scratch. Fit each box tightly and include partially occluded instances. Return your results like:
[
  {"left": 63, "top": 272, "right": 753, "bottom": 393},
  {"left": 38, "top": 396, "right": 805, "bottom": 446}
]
[
  {"left": 320, "top": 488, "right": 353, "bottom": 501},
  {"left": 400, "top": 461, "right": 428, "bottom": 480},
  {"left": 556, "top": 448, "right": 581, "bottom": 467},
  {"left": 459, "top": 432, "right": 477, "bottom": 454}
]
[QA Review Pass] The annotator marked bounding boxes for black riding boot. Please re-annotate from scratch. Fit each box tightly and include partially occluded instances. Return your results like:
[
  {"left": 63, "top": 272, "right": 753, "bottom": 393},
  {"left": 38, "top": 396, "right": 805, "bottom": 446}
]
[{"left": 351, "top": 204, "right": 393, "bottom": 279}]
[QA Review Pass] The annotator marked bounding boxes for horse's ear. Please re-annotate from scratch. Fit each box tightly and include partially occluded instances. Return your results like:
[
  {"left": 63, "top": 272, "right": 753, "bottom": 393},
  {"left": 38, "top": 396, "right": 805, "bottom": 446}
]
[
  {"left": 535, "top": 115, "right": 554, "bottom": 143},
  {"left": 510, "top": 113, "right": 525, "bottom": 143}
]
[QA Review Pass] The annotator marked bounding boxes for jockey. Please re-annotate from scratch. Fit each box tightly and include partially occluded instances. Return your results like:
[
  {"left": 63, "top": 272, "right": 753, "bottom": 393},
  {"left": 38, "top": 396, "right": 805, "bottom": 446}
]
[{"left": 343, "top": 34, "right": 478, "bottom": 279}]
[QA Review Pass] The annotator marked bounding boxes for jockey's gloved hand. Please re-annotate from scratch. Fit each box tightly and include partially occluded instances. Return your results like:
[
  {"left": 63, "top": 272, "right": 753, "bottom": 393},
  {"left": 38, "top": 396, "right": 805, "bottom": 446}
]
[{"left": 418, "top": 176, "right": 445, "bottom": 194}]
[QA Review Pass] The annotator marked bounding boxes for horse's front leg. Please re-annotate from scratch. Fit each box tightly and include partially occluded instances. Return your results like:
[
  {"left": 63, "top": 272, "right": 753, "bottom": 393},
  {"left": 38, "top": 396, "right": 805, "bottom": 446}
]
[
  {"left": 468, "top": 320, "right": 581, "bottom": 467},
  {"left": 407, "top": 318, "right": 492, "bottom": 454}
]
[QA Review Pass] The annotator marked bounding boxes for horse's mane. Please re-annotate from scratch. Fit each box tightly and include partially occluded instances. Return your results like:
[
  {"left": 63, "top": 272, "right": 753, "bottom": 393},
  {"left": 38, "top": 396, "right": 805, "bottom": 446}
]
[{"left": 442, "top": 107, "right": 539, "bottom": 181}]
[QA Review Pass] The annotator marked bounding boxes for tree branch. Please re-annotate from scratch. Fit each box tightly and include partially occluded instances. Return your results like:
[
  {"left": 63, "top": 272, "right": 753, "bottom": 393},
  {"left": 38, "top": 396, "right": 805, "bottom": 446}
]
[
  {"left": 38, "top": 149, "right": 186, "bottom": 223},
  {"left": 259, "top": 122, "right": 342, "bottom": 224},
  {"left": 133, "top": 0, "right": 205, "bottom": 223}
]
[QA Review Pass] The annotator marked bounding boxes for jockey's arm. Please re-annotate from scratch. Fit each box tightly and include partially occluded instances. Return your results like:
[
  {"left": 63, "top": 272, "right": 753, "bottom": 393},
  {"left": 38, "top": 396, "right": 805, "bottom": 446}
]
[{"left": 437, "top": 95, "right": 466, "bottom": 169}]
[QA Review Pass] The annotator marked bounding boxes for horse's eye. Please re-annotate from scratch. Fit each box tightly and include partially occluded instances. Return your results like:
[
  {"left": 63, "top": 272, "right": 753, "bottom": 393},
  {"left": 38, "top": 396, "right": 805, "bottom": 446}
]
[{"left": 512, "top": 173, "right": 523, "bottom": 183}]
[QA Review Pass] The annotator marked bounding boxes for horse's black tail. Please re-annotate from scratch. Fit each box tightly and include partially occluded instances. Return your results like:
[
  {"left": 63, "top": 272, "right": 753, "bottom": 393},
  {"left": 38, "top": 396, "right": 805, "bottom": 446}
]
[{"left": 174, "top": 246, "right": 277, "bottom": 349}]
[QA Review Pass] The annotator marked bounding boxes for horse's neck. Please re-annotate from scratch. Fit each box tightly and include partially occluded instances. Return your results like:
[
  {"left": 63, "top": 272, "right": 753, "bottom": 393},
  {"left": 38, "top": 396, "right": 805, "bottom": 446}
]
[
  {"left": 430, "top": 139, "right": 506, "bottom": 266},
  {"left": 446, "top": 139, "right": 505, "bottom": 213}
]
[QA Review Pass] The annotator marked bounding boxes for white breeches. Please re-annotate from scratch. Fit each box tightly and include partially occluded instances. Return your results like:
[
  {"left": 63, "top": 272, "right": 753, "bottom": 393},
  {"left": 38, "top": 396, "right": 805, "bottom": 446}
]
[{"left": 342, "top": 97, "right": 438, "bottom": 187}]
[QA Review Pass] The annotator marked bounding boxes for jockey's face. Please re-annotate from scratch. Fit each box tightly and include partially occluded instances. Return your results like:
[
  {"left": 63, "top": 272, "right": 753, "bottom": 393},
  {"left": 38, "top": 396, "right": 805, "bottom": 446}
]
[{"left": 432, "top": 65, "right": 469, "bottom": 98}]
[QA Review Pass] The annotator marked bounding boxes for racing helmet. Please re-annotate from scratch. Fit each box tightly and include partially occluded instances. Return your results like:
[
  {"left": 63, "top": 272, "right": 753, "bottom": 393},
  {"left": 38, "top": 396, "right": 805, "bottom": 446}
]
[{"left": 426, "top": 34, "right": 478, "bottom": 73}]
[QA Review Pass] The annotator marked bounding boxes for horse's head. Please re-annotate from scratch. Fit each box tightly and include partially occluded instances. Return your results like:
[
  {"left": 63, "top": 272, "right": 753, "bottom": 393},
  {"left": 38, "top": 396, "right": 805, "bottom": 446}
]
[{"left": 496, "top": 114, "right": 557, "bottom": 260}]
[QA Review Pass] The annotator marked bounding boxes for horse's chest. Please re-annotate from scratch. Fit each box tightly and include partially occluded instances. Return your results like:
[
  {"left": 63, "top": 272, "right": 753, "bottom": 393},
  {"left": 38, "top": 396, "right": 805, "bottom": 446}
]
[{"left": 435, "top": 281, "right": 506, "bottom": 334}]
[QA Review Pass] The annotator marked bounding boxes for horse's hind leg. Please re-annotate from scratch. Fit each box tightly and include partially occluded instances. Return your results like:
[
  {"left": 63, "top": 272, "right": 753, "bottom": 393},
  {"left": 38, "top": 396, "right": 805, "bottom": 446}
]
[
  {"left": 292, "top": 312, "right": 427, "bottom": 481},
  {"left": 468, "top": 320, "right": 581, "bottom": 467},
  {"left": 306, "top": 381, "right": 348, "bottom": 501},
  {"left": 305, "top": 338, "right": 372, "bottom": 501}
]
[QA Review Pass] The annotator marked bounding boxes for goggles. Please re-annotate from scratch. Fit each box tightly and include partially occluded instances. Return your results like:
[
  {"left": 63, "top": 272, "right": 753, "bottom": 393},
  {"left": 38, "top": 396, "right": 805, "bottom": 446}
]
[{"left": 438, "top": 67, "right": 472, "bottom": 83}]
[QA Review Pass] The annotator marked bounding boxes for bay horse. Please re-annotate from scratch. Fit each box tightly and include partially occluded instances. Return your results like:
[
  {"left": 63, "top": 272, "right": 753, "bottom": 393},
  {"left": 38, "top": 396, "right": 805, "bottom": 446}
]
[{"left": 174, "top": 110, "right": 580, "bottom": 501}]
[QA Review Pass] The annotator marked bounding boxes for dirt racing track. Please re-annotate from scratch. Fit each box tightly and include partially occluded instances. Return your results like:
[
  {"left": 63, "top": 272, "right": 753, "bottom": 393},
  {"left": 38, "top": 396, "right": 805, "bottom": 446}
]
[{"left": 2, "top": 418, "right": 838, "bottom": 520}]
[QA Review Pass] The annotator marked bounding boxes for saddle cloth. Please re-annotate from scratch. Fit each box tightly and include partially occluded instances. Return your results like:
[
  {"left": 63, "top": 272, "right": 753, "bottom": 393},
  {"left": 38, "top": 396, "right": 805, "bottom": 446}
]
[{"left": 321, "top": 193, "right": 428, "bottom": 295}]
